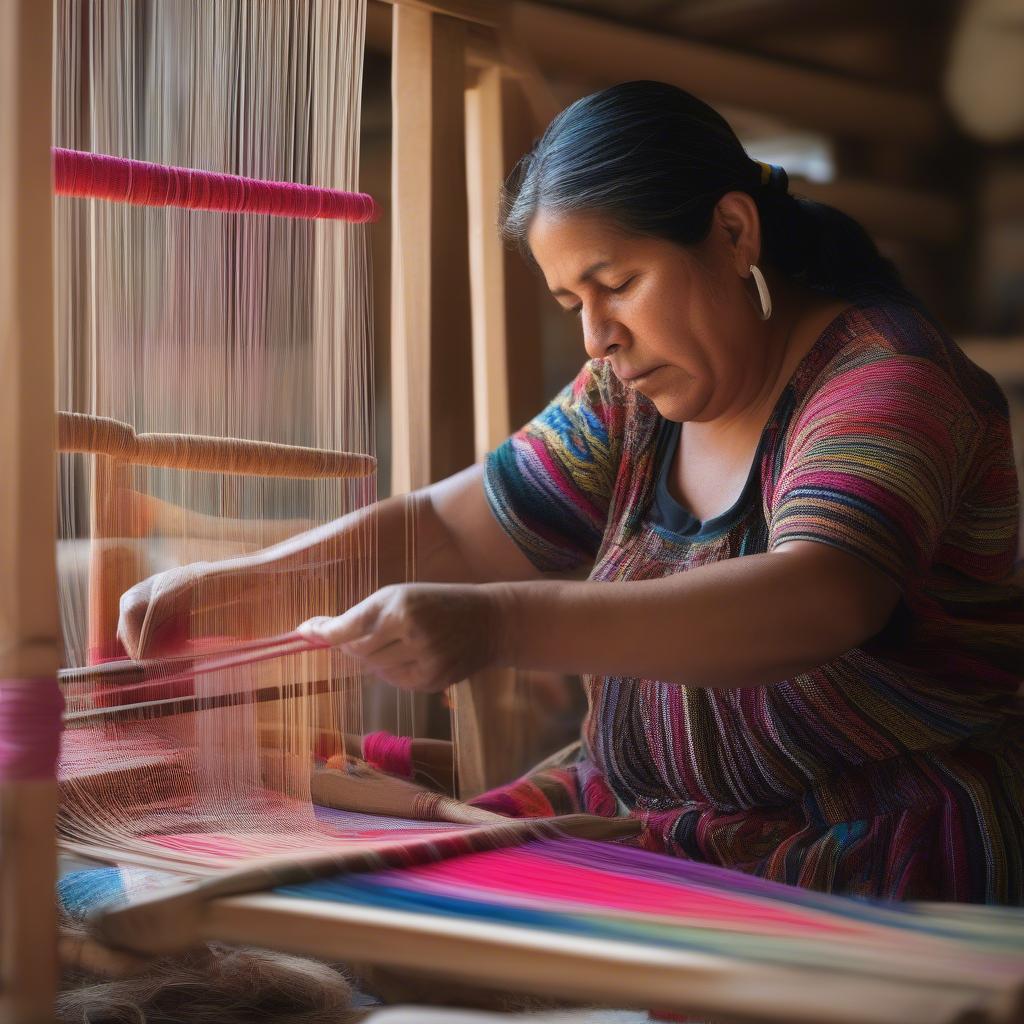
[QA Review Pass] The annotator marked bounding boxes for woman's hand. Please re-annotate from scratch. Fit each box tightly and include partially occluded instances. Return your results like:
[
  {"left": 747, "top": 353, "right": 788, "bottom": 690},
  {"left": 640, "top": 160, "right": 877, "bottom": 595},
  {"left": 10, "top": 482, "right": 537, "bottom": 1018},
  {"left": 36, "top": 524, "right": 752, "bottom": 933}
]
[
  {"left": 117, "top": 562, "right": 212, "bottom": 659},
  {"left": 297, "top": 583, "right": 513, "bottom": 693}
]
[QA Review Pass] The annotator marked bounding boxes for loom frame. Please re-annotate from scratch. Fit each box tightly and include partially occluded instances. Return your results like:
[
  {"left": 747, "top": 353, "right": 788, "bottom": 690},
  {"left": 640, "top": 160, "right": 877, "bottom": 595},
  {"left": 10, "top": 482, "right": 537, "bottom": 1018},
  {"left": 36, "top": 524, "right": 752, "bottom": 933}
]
[
  {"left": 199, "top": 892, "right": 1012, "bottom": 1024},
  {"left": 0, "top": 3, "right": 61, "bottom": 1022},
  {"left": 5, "top": 3, "right": 1020, "bottom": 1022}
]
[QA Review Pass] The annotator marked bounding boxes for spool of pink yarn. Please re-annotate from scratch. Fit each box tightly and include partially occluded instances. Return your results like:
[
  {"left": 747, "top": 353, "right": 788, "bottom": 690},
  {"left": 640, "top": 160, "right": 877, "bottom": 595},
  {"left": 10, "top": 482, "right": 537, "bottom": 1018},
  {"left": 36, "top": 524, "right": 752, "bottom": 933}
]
[
  {"left": 362, "top": 731, "right": 414, "bottom": 779},
  {"left": 53, "top": 147, "right": 378, "bottom": 223},
  {"left": 0, "top": 677, "right": 64, "bottom": 781}
]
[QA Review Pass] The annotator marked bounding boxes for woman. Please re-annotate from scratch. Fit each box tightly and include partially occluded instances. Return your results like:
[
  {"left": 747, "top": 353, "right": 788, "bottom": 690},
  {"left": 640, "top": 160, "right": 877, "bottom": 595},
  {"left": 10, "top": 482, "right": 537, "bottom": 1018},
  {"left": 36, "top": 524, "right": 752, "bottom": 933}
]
[{"left": 121, "top": 81, "right": 1024, "bottom": 904}]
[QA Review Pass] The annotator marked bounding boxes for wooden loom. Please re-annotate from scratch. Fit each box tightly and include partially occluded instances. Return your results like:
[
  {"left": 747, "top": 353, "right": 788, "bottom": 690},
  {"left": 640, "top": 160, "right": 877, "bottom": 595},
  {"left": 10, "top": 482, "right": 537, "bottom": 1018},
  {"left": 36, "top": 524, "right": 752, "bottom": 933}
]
[{"left": 4, "top": 3, "right": 1024, "bottom": 1024}]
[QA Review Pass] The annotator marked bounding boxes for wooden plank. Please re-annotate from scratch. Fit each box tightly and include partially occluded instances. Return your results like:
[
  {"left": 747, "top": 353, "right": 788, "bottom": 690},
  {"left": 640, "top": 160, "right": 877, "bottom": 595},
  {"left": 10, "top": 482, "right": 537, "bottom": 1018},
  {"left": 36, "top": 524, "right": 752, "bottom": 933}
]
[
  {"left": 499, "top": 76, "right": 546, "bottom": 430},
  {"left": 796, "top": 178, "right": 964, "bottom": 246},
  {"left": 958, "top": 337, "right": 1024, "bottom": 385},
  {"left": 460, "top": 68, "right": 546, "bottom": 793},
  {"left": 370, "top": 0, "right": 943, "bottom": 146},
  {"left": 87, "top": 457, "right": 138, "bottom": 663},
  {"left": 463, "top": 64, "right": 504, "bottom": 794},
  {"left": 203, "top": 894, "right": 1004, "bottom": 1024},
  {"left": 505, "top": 1, "right": 944, "bottom": 145},
  {"left": 373, "top": 0, "right": 505, "bottom": 29},
  {"left": 0, "top": 1, "right": 60, "bottom": 1021},
  {"left": 390, "top": 5, "right": 475, "bottom": 494},
  {"left": 465, "top": 62, "right": 511, "bottom": 460},
  {"left": 390, "top": 5, "right": 475, "bottom": 746}
]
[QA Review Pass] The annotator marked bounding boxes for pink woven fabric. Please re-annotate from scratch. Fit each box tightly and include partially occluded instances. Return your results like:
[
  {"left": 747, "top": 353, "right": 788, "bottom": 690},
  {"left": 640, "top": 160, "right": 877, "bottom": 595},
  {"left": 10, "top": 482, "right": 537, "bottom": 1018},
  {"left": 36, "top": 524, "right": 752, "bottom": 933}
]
[
  {"left": 0, "top": 677, "right": 64, "bottom": 781},
  {"left": 53, "top": 147, "right": 378, "bottom": 223}
]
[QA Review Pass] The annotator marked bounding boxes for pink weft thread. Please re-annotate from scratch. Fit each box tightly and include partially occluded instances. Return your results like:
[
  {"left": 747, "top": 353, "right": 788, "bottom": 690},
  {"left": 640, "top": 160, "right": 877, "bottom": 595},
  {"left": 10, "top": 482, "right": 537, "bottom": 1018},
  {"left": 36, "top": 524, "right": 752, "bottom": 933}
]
[
  {"left": 0, "top": 677, "right": 64, "bottom": 781},
  {"left": 53, "top": 148, "right": 378, "bottom": 223},
  {"left": 363, "top": 731, "right": 414, "bottom": 779}
]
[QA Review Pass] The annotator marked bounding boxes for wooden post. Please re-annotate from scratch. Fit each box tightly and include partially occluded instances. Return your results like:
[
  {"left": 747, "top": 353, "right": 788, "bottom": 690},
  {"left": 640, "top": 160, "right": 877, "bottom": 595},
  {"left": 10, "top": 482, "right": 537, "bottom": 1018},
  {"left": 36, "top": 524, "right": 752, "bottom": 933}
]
[
  {"left": 390, "top": 3, "right": 476, "bottom": 749},
  {"left": 390, "top": 3, "right": 475, "bottom": 495},
  {"left": 0, "top": 1, "right": 60, "bottom": 1021},
  {"left": 460, "top": 64, "right": 550, "bottom": 793},
  {"left": 88, "top": 456, "right": 137, "bottom": 663},
  {"left": 465, "top": 62, "right": 511, "bottom": 460}
]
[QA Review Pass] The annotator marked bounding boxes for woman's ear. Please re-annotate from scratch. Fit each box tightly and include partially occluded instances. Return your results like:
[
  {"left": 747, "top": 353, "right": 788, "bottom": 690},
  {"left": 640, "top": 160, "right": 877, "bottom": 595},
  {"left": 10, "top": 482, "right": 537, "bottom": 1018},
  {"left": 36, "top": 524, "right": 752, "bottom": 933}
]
[{"left": 713, "top": 191, "right": 762, "bottom": 275}]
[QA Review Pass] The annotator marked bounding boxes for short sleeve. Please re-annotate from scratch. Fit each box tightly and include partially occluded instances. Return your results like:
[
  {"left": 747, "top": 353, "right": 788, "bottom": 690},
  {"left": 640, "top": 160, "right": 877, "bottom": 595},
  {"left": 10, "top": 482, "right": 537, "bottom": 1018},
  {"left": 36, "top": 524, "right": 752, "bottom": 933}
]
[
  {"left": 768, "top": 356, "right": 981, "bottom": 586},
  {"left": 484, "top": 360, "right": 623, "bottom": 572}
]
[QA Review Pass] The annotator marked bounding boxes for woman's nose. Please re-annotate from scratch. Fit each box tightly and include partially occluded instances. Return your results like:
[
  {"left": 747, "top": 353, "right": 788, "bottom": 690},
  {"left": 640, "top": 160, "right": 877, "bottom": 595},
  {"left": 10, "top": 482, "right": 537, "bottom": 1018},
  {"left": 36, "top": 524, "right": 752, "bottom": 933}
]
[{"left": 581, "top": 305, "right": 627, "bottom": 360}]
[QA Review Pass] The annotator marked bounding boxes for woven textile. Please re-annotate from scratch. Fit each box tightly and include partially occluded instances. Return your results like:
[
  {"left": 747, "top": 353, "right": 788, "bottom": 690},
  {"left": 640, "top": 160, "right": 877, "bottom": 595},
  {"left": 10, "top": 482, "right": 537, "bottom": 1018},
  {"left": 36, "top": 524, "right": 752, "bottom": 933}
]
[{"left": 482, "top": 300, "right": 1024, "bottom": 903}]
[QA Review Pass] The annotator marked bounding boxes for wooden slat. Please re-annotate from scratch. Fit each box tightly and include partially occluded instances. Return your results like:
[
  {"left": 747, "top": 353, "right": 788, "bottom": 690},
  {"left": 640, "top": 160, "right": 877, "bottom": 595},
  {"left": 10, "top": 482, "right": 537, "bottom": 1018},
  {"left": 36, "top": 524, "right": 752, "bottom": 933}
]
[
  {"left": 370, "top": 0, "right": 944, "bottom": 145},
  {"left": 460, "top": 67, "right": 547, "bottom": 793},
  {"left": 796, "top": 178, "right": 964, "bottom": 246},
  {"left": 958, "top": 337, "right": 1024, "bottom": 385},
  {"left": 0, "top": 2, "right": 60, "bottom": 1021},
  {"left": 465, "top": 63, "right": 512, "bottom": 459},
  {"left": 459, "top": 61, "right": 512, "bottom": 796},
  {"left": 203, "top": 895, "right": 1007, "bottom": 1024},
  {"left": 390, "top": 5, "right": 476, "bottom": 747},
  {"left": 499, "top": 76, "right": 546, "bottom": 430},
  {"left": 87, "top": 456, "right": 138, "bottom": 663},
  {"left": 507, "top": 2, "right": 942, "bottom": 145},
  {"left": 390, "top": 5, "right": 475, "bottom": 494}
]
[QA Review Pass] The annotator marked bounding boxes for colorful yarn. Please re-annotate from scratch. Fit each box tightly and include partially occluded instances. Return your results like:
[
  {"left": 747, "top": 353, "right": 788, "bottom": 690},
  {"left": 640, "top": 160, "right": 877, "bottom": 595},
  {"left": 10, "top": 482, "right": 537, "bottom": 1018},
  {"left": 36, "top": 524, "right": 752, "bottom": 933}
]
[
  {"left": 484, "top": 299, "right": 1024, "bottom": 903},
  {"left": 53, "top": 148, "right": 378, "bottom": 223},
  {"left": 0, "top": 677, "right": 63, "bottom": 780},
  {"left": 362, "top": 731, "right": 415, "bottom": 779},
  {"left": 276, "top": 834, "right": 1024, "bottom": 985}
]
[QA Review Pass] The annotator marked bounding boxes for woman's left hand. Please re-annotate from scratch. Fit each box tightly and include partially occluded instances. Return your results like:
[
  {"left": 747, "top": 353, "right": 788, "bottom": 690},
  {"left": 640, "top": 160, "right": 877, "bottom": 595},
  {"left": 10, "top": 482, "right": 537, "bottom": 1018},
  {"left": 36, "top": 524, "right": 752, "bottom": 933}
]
[{"left": 297, "top": 583, "right": 512, "bottom": 693}]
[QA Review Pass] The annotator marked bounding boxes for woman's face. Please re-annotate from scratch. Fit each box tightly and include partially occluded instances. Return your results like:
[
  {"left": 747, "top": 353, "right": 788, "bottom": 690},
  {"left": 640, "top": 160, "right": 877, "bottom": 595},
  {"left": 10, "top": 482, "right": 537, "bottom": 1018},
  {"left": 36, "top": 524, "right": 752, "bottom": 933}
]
[{"left": 527, "top": 198, "right": 767, "bottom": 423}]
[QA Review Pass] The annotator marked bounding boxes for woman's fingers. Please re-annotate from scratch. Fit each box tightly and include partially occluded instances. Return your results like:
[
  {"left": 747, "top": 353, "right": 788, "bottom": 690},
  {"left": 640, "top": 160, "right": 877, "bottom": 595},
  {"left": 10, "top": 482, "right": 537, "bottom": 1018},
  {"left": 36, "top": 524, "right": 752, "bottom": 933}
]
[
  {"left": 296, "top": 583, "right": 502, "bottom": 694},
  {"left": 298, "top": 590, "right": 390, "bottom": 649}
]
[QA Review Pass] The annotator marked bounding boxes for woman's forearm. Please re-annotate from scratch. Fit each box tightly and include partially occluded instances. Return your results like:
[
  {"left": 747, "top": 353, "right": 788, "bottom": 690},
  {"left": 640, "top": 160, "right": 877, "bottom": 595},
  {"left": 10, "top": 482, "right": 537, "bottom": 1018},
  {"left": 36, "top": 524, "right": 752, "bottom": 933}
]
[
  {"left": 495, "top": 543, "right": 899, "bottom": 688},
  {"left": 195, "top": 485, "right": 484, "bottom": 592}
]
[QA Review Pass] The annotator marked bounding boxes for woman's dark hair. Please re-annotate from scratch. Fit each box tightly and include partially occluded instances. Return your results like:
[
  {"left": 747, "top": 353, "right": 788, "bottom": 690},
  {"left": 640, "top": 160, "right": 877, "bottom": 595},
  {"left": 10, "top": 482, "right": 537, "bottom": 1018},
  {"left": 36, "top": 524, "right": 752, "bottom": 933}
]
[{"left": 500, "top": 80, "right": 910, "bottom": 304}]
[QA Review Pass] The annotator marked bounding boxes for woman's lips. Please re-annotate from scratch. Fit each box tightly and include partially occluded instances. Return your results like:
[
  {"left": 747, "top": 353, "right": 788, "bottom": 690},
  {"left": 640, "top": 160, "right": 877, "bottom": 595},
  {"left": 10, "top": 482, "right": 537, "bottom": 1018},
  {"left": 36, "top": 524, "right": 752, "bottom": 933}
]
[{"left": 620, "top": 365, "right": 665, "bottom": 385}]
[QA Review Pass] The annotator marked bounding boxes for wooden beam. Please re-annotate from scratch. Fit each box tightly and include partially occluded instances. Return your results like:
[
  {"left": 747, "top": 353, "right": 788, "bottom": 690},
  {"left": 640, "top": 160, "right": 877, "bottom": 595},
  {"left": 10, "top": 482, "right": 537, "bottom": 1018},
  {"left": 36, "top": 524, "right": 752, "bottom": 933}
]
[
  {"left": 371, "top": 0, "right": 944, "bottom": 145},
  {"left": 373, "top": 0, "right": 504, "bottom": 29},
  {"left": 0, "top": 2, "right": 60, "bottom": 1021},
  {"left": 390, "top": 4, "right": 475, "bottom": 494},
  {"left": 796, "top": 178, "right": 964, "bottom": 246},
  {"left": 465, "top": 62, "right": 511, "bottom": 460},
  {"left": 505, "top": 1, "right": 944, "bottom": 145},
  {"left": 461, "top": 67, "right": 550, "bottom": 794},
  {"left": 498, "top": 77, "right": 545, "bottom": 429},
  {"left": 958, "top": 338, "right": 1024, "bottom": 385}
]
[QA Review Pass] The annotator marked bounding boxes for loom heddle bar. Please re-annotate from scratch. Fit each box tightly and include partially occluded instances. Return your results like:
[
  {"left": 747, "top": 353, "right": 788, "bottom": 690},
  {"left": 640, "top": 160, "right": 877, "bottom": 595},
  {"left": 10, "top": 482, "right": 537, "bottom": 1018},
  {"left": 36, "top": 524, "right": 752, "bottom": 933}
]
[
  {"left": 58, "top": 411, "right": 376, "bottom": 478},
  {"left": 53, "top": 147, "right": 378, "bottom": 222}
]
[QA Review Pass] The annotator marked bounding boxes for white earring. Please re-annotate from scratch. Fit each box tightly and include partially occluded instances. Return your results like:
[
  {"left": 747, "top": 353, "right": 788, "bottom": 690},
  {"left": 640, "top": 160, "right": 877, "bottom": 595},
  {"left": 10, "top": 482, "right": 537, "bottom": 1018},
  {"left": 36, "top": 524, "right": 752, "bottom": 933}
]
[{"left": 749, "top": 263, "right": 772, "bottom": 321}]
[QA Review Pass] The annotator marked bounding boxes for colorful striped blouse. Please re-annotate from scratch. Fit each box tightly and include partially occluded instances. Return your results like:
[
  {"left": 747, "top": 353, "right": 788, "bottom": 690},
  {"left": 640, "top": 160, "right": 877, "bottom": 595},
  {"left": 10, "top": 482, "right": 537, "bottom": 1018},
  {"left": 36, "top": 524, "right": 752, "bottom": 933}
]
[{"left": 481, "top": 300, "right": 1024, "bottom": 904}]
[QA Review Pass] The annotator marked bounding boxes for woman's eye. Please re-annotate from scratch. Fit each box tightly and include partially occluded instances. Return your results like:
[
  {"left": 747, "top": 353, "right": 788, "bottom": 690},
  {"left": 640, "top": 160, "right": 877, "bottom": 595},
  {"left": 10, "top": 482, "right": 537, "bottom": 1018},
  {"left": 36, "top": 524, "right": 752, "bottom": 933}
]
[{"left": 611, "top": 276, "right": 635, "bottom": 293}]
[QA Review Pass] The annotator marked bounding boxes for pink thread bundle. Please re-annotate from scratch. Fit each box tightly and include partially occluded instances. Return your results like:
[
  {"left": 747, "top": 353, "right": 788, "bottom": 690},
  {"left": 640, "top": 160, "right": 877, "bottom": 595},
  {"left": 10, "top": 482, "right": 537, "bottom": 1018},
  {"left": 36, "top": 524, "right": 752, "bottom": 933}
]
[
  {"left": 0, "top": 677, "right": 64, "bottom": 781},
  {"left": 361, "top": 731, "right": 415, "bottom": 779},
  {"left": 53, "top": 148, "right": 378, "bottom": 223}
]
